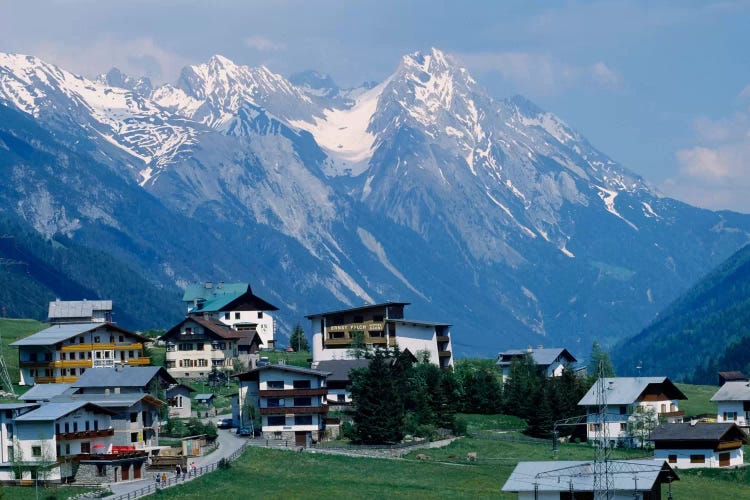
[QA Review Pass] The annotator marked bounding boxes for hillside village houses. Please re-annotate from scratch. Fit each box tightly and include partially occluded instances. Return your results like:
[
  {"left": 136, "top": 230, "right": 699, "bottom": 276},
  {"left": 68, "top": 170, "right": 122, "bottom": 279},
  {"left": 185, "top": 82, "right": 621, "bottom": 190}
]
[
  {"left": 650, "top": 422, "right": 749, "bottom": 469},
  {"left": 496, "top": 346, "right": 578, "bottom": 382},
  {"left": 306, "top": 301, "right": 454, "bottom": 370},
  {"left": 710, "top": 379, "right": 750, "bottom": 427},
  {"left": 578, "top": 377, "right": 687, "bottom": 448}
]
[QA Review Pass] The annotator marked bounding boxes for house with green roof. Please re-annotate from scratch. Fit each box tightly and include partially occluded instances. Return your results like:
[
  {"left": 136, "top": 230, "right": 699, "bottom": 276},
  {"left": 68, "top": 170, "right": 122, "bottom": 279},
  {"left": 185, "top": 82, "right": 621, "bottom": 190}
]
[{"left": 183, "top": 281, "right": 279, "bottom": 349}]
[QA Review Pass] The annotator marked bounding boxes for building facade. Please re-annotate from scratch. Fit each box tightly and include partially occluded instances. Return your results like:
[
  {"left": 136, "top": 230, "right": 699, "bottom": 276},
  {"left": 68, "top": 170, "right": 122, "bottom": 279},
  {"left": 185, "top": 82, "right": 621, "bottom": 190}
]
[
  {"left": 307, "top": 302, "right": 453, "bottom": 369},
  {"left": 183, "top": 282, "right": 278, "bottom": 349},
  {"left": 162, "top": 316, "right": 243, "bottom": 379},
  {"left": 710, "top": 381, "right": 750, "bottom": 428},
  {"left": 496, "top": 347, "right": 578, "bottom": 382},
  {"left": 235, "top": 365, "right": 330, "bottom": 446},
  {"left": 579, "top": 377, "right": 687, "bottom": 447},
  {"left": 651, "top": 422, "right": 749, "bottom": 469},
  {"left": 12, "top": 323, "right": 150, "bottom": 385}
]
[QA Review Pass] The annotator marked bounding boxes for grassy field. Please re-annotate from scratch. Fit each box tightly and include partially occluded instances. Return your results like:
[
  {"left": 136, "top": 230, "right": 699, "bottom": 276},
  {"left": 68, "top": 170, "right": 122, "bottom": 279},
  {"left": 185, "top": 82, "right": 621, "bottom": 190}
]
[
  {"left": 676, "top": 383, "right": 719, "bottom": 417},
  {"left": 153, "top": 411, "right": 750, "bottom": 500},
  {"left": 0, "top": 318, "right": 46, "bottom": 396},
  {"left": 264, "top": 349, "right": 312, "bottom": 367},
  {"left": 0, "top": 484, "right": 103, "bottom": 499}
]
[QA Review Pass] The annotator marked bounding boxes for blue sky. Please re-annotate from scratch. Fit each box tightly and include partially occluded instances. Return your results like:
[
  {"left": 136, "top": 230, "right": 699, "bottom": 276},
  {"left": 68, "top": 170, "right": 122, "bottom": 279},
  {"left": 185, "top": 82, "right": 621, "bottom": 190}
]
[{"left": 2, "top": 0, "right": 749, "bottom": 212}]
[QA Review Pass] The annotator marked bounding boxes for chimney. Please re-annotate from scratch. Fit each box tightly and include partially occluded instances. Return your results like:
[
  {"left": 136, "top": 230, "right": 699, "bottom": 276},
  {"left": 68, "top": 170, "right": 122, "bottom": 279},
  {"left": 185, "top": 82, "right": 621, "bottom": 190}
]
[
  {"left": 205, "top": 281, "right": 213, "bottom": 289},
  {"left": 105, "top": 388, "right": 110, "bottom": 397},
  {"left": 114, "top": 387, "right": 120, "bottom": 394}
]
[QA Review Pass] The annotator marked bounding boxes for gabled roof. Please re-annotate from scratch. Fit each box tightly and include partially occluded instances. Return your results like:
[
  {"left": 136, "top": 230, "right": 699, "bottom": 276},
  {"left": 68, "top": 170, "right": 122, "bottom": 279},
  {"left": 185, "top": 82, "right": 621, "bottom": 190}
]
[
  {"left": 234, "top": 364, "right": 331, "bottom": 381},
  {"left": 19, "top": 383, "right": 74, "bottom": 402},
  {"left": 650, "top": 423, "right": 750, "bottom": 443},
  {"left": 195, "top": 394, "right": 215, "bottom": 402},
  {"left": 51, "top": 392, "right": 164, "bottom": 408},
  {"left": 237, "top": 330, "right": 263, "bottom": 348},
  {"left": 162, "top": 316, "right": 244, "bottom": 341},
  {"left": 502, "top": 460, "right": 678, "bottom": 493},
  {"left": 497, "top": 347, "right": 577, "bottom": 366},
  {"left": 72, "top": 366, "right": 177, "bottom": 389},
  {"left": 718, "top": 371, "right": 747, "bottom": 382},
  {"left": 166, "top": 383, "right": 196, "bottom": 394},
  {"left": 578, "top": 377, "right": 687, "bottom": 406},
  {"left": 0, "top": 403, "right": 39, "bottom": 411},
  {"left": 183, "top": 282, "right": 278, "bottom": 313},
  {"left": 711, "top": 380, "right": 750, "bottom": 402},
  {"left": 15, "top": 401, "right": 117, "bottom": 421},
  {"left": 48, "top": 300, "right": 112, "bottom": 320},
  {"left": 305, "top": 301, "right": 410, "bottom": 319},
  {"left": 11, "top": 322, "right": 148, "bottom": 347},
  {"left": 314, "top": 359, "right": 370, "bottom": 383}
]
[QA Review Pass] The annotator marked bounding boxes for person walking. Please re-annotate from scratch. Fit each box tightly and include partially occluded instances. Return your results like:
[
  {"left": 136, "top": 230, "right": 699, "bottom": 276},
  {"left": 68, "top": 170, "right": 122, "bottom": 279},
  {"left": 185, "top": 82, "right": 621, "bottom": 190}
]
[
  {"left": 161, "top": 472, "right": 167, "bottom": 485},
  {"left": 190, "top": 462, "right": 197, "bottom": 477},
  {"left": 175, "top": 464, "right": 181, "bottom": 480},
  {"left": 181, "top": 464, "right": 187, "bottom": 479}
]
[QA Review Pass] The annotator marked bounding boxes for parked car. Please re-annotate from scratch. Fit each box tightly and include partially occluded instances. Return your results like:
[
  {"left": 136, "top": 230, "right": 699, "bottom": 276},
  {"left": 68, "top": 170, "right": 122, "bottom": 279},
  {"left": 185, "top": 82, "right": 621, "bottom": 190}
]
[
  {"left": 237, "top": 426, "right": 253, "bottom": 436},
  {"left": 216, "top": 418, "right": 233, "bottom": 429}
]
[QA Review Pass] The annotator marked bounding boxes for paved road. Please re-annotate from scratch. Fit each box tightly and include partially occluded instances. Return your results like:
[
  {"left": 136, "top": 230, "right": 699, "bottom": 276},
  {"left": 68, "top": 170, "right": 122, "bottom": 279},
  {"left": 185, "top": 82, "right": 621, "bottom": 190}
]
[{"left": 106, "top": 425, "right": 248, "bottom": 498}]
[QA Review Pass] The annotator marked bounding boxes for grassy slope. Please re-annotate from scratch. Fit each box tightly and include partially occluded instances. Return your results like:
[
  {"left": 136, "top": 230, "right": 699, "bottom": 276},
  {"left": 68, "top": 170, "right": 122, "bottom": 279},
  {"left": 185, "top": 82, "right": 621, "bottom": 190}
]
[
  {"left": 0, "top": 318, "right": 47, "bottom": 390},
  {"left": 676, "top": 383, "right": 719, "bottom": 417}
]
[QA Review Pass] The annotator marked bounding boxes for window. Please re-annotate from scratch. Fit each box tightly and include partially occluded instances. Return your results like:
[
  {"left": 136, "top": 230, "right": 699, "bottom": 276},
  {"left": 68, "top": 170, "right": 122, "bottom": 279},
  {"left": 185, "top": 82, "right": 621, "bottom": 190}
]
[
  {"left": 373, "top": 314, "right": 384, "bottom": 322},
  {"left": 337, "top": 394, "right": 345, "bottom": 403},
  {"left": 258, "top": 312, "right": 263, "bottom": 319},
  {"left": 267, "top": 380, "right": 284, "bottom": 390},
  {"left": 267, "top": 416, "right": 285, "bottom": 426},
  {"left": 724, "top": 411, "right": 737, "bottom": 421},
  {"left": 179, "top": 343, "right": 193, "bottom": 351},
  {"left": 661, "top": 404, "right": 667, "bottom": 413},
  {"left": 235, "top": 312, "right": 241, "bottom": 320},
  {"left": 224, "top": 312, "right": 230, "bottom": 320},
  {"left": 589, "top": 423, "right": 601, "bottom": 432},
  {"left": 619, "top": 406, "right": 627, "bottom": 415},
  {"left": 619, "top": 423, "right": 627, "bottom": 432},
  {"left": 94, "top": 420, "right": 99, "bottom": 431},
  {"left": 175, "top": 396, "right": 183, "bottom": 408},
  {"left": 183, "top": 327, "right": 192, "bottom": 335},
  {"left": 73, "top": 422, "right": 78, "bottom": 432},
  {"left": 85, "top": 421, "right": 90, "bottom": 431},
  {"left": 61, "top": 352, "right": 66, "bottom": 360},
  {"left": 96, "top": 464, "right": 107, "bottom": 477},
  {"left": 79, "top": 336, "right": 85, "bottom": 343},
  {"left": 294, "top": 415, "right": 313, "bottom": 426},
  {"left": 196, "top": 343, "right": 204, "bottom": 351},
  {"left": 267, "top": 398, "right": 285, "bottom": 408},
  {"left": 668, "top": 454, "right": 677, "bottom": 463},
  {"left": 65, "top": 443, "right": 70, "bottom": 454},
  {"left": 273, "top": 431, "right": 282, "bottom": 439},
  {"left": 55, "top": 423, "right": 60, "bottom": 434},
  {"left": 6, "top": 424, "right": 12, "bottom": 439},
  {"left": 293, "top": 380, "right": 311, "bottom": 389},
  {"left": 294, "top": 397, "right": 312, "bottom": 407},
  {"left": 353, "top": 315, "right": 363, "bottom": 323},
  {"left": 198, "top": 359, "right": 208, "bottom": 367},
  {"left": 94, "top": 336, "right": 101, "bottom": 343},
  {"left": 32, "top": 446, "right": 42, "bottom": 457},
  {"left": 65, "top": 423, "right": 70, "bottom": 433},
  {"left": 81, "top": 442, "right": 91, "bottom": 454},
  {"left": 119, "top": 335, "right": 124, "bottom": 343},
  {"left": 690, "top": 454, "right": 705, "bottom": 464},
  {"left": 131, "top": 432, "right": 139, "bottom": 443},
  {"left": 130, "top": 412, "right": 138, "bottom": 423}
]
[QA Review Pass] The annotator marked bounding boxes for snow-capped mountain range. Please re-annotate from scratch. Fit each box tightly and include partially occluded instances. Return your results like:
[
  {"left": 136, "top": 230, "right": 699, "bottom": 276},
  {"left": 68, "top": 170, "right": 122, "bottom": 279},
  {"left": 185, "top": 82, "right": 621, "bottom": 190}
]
[{"left": 1, "top": 48, "right": 748, "bottom": 354}]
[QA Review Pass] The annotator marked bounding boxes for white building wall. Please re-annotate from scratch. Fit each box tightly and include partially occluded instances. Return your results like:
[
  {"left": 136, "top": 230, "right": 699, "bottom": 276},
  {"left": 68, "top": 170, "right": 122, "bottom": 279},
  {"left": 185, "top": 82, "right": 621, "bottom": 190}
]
[
  {"left": 654, "top": 447, "right": 743, "bottom": 468},
  {"left": 716, "top": 402, "right": 749, "bottom": 425},
  {"left": 392, "top": 324, "right": 440, "bottom": 363},
  {"left": 166, "top": 339, "right": 238, "bottom": 379},
  {"left": 217, "top": 310, "right": 275, "bottom": 349},
  {"left": 310, "top": 318, "right": 325, "bottom": 362}
]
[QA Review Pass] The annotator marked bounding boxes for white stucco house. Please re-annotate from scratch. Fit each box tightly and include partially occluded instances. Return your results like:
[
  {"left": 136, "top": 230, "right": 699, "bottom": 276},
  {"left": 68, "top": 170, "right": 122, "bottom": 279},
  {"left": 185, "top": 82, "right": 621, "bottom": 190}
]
[
  {"left": 651, "top": 422, "right": 749, "bottom": 468},
  {"left": 710, "top": 380, "right": 750, "bottom": 427},
  {"left": 496, "top": 346, "right": 578, "bottom": 382},
  {"left": 235, "top": 365, "right": 330, "bottom": 447},
  {"left": 307, "top": 302, "right": 453, "bottom": 370},
  {"left": 578, "top": 377, "right": 687, "bottom": 447}
]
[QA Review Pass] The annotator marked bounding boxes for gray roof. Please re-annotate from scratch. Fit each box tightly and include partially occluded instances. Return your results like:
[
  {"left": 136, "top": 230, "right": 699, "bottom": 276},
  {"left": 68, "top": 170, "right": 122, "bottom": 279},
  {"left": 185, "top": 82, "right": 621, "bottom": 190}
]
[
  {"left": 19, "top": 383, "right": 74, "bottom": 402},
  {"left": 48, "top": 300, "right": 111, "bottom": 319},
  {"left": 502, "top": 460, "right": 678, "bottom": 493},
  {"left": 710, "top": 380, "right": 750, "bottom": 402},
  {"left": 15, "top": 401, "right": 115, "bottom": 421},
  {"left": 0, "top": 403, "right": 39, "bottom": 411},
  {"left": 305, "top": 301, "right": 410, "bottom": 319},
  {"left": 10, "top": 322, "right": 147, "bottom": 347},
  {"left": 650, "top": 423, "right": 749, "bottom": 443},
  {"left": 314, "top": 359, "right": 370, "bottom": 383},
  {"left": 72, "top": 366, "right": 176, "bottom": 388},
  {"left": 51, "top": 392, "right": 163, "bottom": 408},
  {"left": 195, "top": 394, "right": 215, "bottom": 401},
  {"left": 497, "top": 347, "right": 577, "bottom": 366},
  {"left": 578, "top": 377, "right": 686, "bottom": 406}
]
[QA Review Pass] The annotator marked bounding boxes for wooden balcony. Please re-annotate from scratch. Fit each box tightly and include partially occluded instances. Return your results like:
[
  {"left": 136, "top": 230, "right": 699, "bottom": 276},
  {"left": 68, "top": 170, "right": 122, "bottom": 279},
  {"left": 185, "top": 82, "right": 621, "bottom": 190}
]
[
  {"left": 436, "top": 335, "right": 450, "bottom": 343},
  {"left": 52, "top": 359, "right": 94, "bottom": 368},
  {"left": 56, "top": 428, "right": 114, "bottom": 441},
  {"left": 438, "top": 351, "right": 452, "bottom": 358},
  {"left": 260, "top": 406, "right": 329, "bottom": 416},
  {"left": 323, "top": 338, "right": 352, "bottom": 347},
  {"left": 259, "top": 388, "right": 328, "bottom": 398},
  {"left": 660, "top": 410, "right": 685, "bottom": 418},
  {"left": 716, "top": 440, "right": 744, "bottom": 451},
  {"left": 35, "top": 376, "right": 78, "bottom": 383},
  {"left": 127, "top": 357, "right": 151, "bottom": 365}
]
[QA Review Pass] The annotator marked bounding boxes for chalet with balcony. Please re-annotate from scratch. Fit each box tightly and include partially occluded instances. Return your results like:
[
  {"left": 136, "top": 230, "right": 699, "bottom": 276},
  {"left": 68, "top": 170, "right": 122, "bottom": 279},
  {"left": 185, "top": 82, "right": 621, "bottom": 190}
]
[
  {"left": 183, "top": 282, "right": 279, "bottom": 349},
  {"left": 12, "top": 323, "right": 151, "bottom": 385},
  {"left": 306, "top": 302, "right": 454, "bottom": 370},
  {"left": 313, "top": 359, "right": 370, "bottom": 404},
  {"left": 161, "top": 316, "right": 243, "bottom": 379},
  {"left": 710, "top": 380, "right": 750, "bottom": 428},
  {"left": 651, "top": 422, "right": 749, "bottom": 469},
  {"left": 578, "top": 377, "right": 687, "bottom": 448},
  {"left": 235, "top": 365, "right": 330, "bottom": 447},
  {"left": 496, "top": 346, "right": 578, "bottom": 382}
]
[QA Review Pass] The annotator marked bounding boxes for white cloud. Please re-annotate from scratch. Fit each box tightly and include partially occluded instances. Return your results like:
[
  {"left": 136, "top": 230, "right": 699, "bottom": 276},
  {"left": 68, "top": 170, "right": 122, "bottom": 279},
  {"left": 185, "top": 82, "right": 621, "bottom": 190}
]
[
  {"left": 28, "top": 37, "right": 191, "bottom": 84},
  {"left": 243, "top": 36, "right": 285, "bottom": 52},
  {"left": 455, "top": 51, "right": 622, "bottom": 96},
  {"left": 666, "top": 105, "right": 750, "bottom": 212}
]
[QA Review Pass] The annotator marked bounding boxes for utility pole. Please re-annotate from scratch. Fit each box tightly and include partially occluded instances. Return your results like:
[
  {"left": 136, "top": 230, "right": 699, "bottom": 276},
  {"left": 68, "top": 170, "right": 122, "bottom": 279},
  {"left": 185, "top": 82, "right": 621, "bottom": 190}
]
[{"left": 593, "top": 361, "right": 613, "bottom": 500}]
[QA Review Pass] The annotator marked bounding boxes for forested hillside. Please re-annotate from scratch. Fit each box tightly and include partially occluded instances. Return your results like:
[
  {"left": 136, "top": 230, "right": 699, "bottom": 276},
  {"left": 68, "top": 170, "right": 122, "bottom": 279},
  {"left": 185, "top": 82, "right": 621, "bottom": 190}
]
[
  {"left": 0, "top": 216, "right": 182, "bottom": 329},
  {"left": 614, "top": 243, "right": 750, "bottom": 382}
]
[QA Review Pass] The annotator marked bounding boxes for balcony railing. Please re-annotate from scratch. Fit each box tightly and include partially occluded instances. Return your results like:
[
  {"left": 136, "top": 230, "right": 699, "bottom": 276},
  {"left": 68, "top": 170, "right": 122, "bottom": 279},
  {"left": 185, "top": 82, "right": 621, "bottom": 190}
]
[
  {"left": 61, "top": 342, "right": 144, "bottom": 352},
  {"left": 35, "top": 376, "right": 79, "bottom": 383},
  {"left": 51, "top": 359, "right": 94, "bottom": 368},
  {"left": 259, "top": 388, "right": 327, "bottom": 398},
  {"left": 127, "top": 357, "right": 151, "bottom": 365},
  {"left": 436, "top": 335, "right": 450, "bottom": 343},
  {"left": 438, "top": 351, "right": 452, "bottom": 358},
  {"left": 659, "top": 410, "right": 685, "bottom": 418},
  {"left": 260, "top": 406, "right": 328, "bottom": 415},
  {"left": 56, "top": 428, "right": 114, "bottom": 441}
]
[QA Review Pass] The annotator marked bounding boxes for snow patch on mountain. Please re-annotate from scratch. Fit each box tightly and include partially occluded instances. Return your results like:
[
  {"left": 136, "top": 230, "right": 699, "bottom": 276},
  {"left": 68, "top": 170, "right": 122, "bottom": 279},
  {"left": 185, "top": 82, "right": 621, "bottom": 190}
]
[
  {"left": 289, "top": 77, "right": 389, "bottom": 176},
  {"left": 596, "top": 186, "right": 638, "bottom": 230},
  {"left": 332, "top": 263, "right": 374, "bottom": 303}
]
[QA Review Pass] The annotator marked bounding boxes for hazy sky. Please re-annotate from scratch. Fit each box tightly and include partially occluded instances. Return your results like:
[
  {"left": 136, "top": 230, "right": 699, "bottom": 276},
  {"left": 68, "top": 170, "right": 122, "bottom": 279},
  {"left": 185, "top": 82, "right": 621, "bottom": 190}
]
[{"left": 2, "top": 0, "right": 750, "bottom": 212}]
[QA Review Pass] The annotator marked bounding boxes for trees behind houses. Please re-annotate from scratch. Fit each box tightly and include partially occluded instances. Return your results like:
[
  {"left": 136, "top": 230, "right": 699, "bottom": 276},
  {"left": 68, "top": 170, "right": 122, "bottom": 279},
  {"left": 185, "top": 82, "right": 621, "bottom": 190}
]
[{"left": 289, "top": 323, "right": 309, "bottom": 352}]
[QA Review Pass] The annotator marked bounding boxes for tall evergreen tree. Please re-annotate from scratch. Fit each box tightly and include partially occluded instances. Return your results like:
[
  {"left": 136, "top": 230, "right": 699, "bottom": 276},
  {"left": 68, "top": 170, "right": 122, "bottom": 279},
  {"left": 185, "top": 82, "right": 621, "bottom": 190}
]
[
  {"left": 289, "top": 323, "right": 309, "bottom": 352},
  {"left": 589, "top": 341, "right": 616, "bottom": 378}
]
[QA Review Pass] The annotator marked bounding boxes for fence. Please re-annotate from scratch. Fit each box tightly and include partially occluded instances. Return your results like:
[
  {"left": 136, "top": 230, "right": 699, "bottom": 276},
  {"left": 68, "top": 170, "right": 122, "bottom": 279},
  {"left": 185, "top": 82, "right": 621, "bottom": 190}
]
[{"left": 105, "top": 441, "right": 251, "bottom": 500}]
